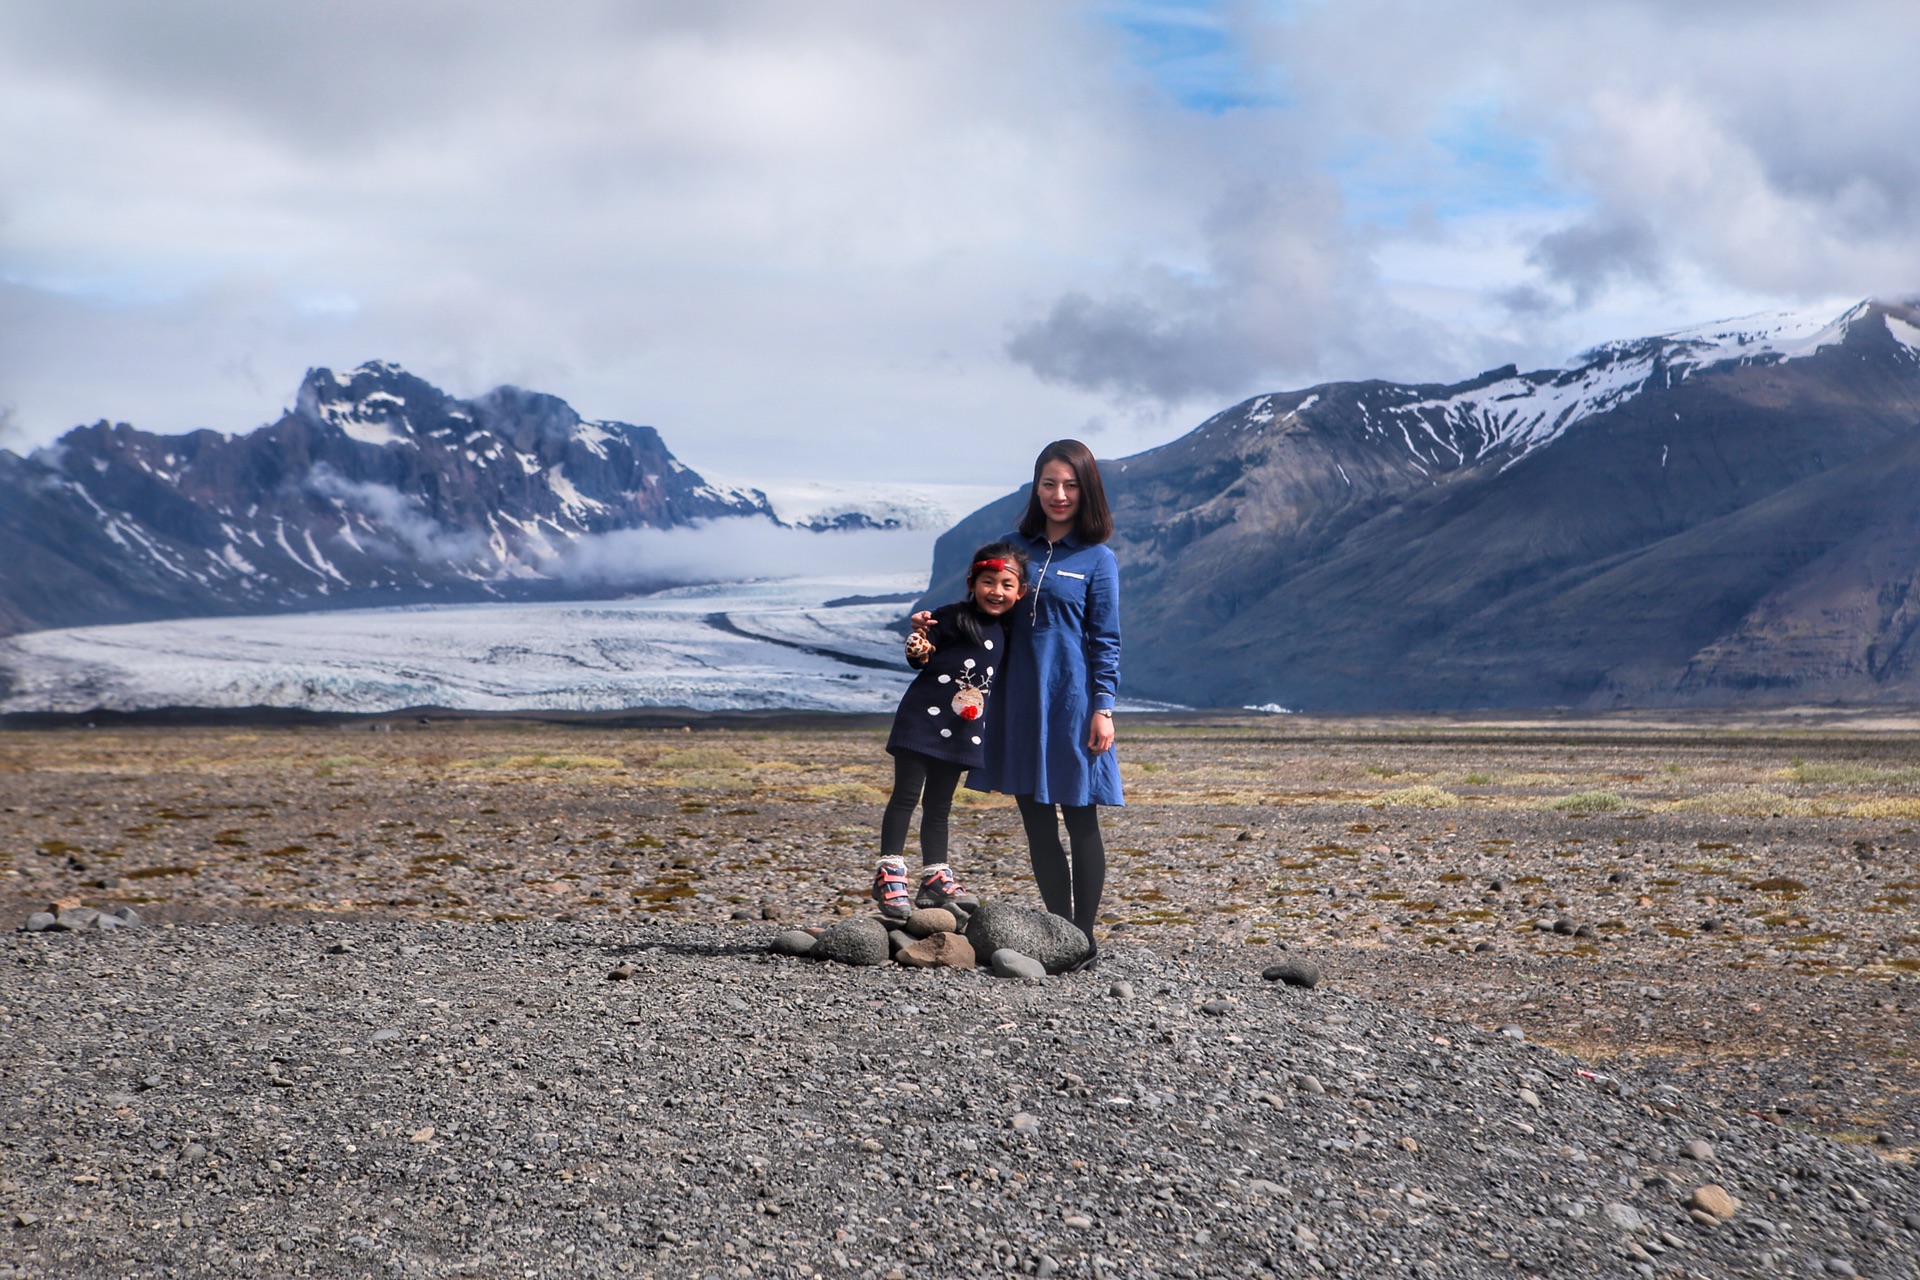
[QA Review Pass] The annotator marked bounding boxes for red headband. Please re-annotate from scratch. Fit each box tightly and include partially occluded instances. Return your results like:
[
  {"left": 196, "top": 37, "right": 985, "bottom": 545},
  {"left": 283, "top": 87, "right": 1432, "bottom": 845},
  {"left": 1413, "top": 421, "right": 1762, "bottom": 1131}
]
[{"left": 972, "top": 558, "right": 1010, "bottom": 574}]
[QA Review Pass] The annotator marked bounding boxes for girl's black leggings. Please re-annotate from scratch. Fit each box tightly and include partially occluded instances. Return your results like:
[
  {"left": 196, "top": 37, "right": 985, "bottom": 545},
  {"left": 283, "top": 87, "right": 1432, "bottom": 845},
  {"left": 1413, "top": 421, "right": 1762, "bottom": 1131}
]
[
  {"left": 880, "top": 750, "right": 966, "bottom": 864},
  {"left": 1015, "top": 795, "right": 1106, "bottom": 942}
]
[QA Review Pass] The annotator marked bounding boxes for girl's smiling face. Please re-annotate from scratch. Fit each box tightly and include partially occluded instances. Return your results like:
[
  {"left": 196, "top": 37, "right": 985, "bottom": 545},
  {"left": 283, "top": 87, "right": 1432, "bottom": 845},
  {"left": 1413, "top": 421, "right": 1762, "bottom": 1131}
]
[
  {"left": 970, "top": 566, "right": 1024, "bottom": 615},
  {"left": 1037, "top": 459, "right": 1081, "bottom": 535}
]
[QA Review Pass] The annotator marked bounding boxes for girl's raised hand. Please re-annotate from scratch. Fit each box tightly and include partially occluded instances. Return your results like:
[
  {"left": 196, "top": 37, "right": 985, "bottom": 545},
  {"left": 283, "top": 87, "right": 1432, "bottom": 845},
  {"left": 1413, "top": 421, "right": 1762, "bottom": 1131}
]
[{"left": 909, "top": 610, "right": 935, "bottom": 633}]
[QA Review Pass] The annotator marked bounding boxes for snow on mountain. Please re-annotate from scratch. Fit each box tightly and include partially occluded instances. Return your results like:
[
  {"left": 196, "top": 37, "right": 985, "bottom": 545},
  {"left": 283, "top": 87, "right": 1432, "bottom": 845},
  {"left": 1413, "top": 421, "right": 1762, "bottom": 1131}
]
[
  {"left": 719, "top": 477, "right": 1010, "bottom": 533},
  {"left": 1184, "top": 299, "right": 1908, "bottom": 477}
]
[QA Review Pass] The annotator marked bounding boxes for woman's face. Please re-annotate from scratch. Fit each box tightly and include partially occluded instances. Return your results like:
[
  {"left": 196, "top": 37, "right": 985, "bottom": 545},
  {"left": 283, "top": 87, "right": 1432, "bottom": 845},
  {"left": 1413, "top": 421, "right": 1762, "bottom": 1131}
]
[{"left": 1037, "top": 459, "right": 1081, "bottom": 532}]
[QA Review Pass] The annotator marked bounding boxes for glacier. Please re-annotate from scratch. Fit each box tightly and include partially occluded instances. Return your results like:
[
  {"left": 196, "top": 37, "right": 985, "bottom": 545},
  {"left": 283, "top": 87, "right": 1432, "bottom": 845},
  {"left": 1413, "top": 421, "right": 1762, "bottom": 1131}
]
[{"left": 0, "top": 577, "right": 930, "bottom": 715}]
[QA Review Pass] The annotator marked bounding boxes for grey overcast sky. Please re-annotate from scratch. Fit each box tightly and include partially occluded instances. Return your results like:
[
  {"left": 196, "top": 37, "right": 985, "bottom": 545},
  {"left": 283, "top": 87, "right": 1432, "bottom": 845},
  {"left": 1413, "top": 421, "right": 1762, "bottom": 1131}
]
[{"left": 1, "top": 1, "right": 1914, "bottom": 483}]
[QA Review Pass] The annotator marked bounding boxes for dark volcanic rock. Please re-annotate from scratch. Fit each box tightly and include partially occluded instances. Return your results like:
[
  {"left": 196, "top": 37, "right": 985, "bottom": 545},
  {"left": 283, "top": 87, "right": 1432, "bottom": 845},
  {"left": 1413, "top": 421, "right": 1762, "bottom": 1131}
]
[
  {"left": 812, "top": 918, "right": 889, "bottom": 966},
  {"left": 926, "top": 299, "right": 1920, "bottom": 709},
  {"left": 0, "top": 362, "right": 773, "bottom": 637},
  {"left": 965, "top": 902, "right": 1091, "bottom": 973}
]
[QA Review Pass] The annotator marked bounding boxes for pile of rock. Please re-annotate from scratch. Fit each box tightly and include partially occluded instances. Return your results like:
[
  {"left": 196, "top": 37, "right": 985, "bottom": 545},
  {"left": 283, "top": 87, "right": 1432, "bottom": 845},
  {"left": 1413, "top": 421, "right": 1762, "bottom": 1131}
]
[
  {"left": 763, "top": 901, "right": 1095, "bottom": 978},
  {"left": 22, "top": 900, "right": 142, "bottom": 933}
]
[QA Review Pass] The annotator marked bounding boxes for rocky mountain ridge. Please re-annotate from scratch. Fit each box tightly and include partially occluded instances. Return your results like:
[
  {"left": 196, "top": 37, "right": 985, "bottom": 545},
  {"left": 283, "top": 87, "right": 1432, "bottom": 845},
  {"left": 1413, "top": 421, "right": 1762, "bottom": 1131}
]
[
  {"left": 0, "top": 362, "right": 773, "bottom": 636},
  {"left": 926, "top": 298, "right": 1920, "bottom": 709}
]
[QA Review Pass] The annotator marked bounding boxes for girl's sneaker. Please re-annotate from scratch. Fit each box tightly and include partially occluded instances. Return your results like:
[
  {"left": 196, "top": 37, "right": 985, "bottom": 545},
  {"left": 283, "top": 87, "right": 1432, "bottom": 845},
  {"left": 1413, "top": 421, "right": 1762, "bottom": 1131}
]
[
  {"left": 914, "top": 863, "right": 979, "bottom": 911},
  {"left": 871, "top": 858, "right": 912, "bottom": 920}
]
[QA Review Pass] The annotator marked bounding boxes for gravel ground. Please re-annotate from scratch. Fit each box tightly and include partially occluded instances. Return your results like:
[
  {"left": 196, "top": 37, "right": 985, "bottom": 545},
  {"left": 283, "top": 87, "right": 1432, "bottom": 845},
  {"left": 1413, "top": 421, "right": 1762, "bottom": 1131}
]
[
  {"left": 3, "top": 715, "right": 1920, "bottom": 1277},
  {"left": 4, "top": 916, "right": 1917, "bottom": 1280}
]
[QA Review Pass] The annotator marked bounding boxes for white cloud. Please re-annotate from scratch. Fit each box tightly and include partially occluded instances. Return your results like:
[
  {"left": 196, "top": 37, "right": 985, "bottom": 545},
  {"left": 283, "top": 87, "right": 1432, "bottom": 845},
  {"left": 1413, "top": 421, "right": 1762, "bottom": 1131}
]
[{"left": 0, "top": 0, "right": 1915, "bottom": 486}]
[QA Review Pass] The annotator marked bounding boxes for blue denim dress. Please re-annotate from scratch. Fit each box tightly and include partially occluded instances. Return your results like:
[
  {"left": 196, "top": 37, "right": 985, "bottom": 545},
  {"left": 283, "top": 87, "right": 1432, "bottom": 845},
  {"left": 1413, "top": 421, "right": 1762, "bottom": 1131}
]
[{"left": 968, "top": 529, "right": 1124, "bottom": 806}]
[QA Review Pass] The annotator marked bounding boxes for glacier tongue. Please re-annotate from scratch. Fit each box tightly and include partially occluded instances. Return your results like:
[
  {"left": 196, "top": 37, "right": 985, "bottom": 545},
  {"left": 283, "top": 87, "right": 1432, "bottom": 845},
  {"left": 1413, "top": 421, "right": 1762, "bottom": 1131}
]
[{"left": 0, "top": 577, "right": 930, "bottom": 715}]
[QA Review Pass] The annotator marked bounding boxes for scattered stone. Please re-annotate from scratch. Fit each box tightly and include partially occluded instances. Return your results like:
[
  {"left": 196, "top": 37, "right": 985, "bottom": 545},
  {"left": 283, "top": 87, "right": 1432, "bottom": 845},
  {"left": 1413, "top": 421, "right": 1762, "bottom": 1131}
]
[
  {"left": 1296, "top": 1074, "right": 1325, "bottom": 1095},
  {"left": 1701, "top": 917, "right": 1723, "bottom": 933},
  {"left": 1200, "top": 998, "right": 1236, "bottom": 1016},
  {"left": 1500, "top": 1025, "right": 1526, "bottom": 1042},
  {"left": 56, "top": 907, "right": 101, "bottom": 931},
  {"left": 903, "top": 907, "right": 958, "bottom": 938},
  {"left": 1063, "top": 1212, "right": 1092, "bottom": 1228},
  {"left": 896, "top": 932, "right": 976, "bottom": 970},
  {"left": 371, "top": 1029, "right": 401, "bottom": 1043},
  {"left": 1688, "top": 1209, "right": 1720, "bottom": 1228},
  {"left": 768, "top": 930, "right": 818, "bottom": 957},
  {"left": 606, "top": 964, "right": 634, "bottom": 981},
  {"left": 24, "top": 912, "right": 55, "bottom": 933},
  {"left": 1010, "top": 1112, "right": 1039, "bottom": 1136},
  {"left": 1518, "top": 1088, "right": 1542, "bottom": 1110},
  {"left": 965, "top": 903, "right": 1091, "bottom": 973},
  {"left": 1824, "top": 1259, "right": 1857, "bottom": 1277},
  {"left": 729, "top": 908, "right": 757, "bottom": 921},
  {"left": 1234, "top": 830, "right": 1254, "bottom": 842},
  {"left": 1397, "top": 1136, "right": 1418, "bottom": 1153},
  {"left": 759, "top": 905, "right": 782, "bottom": 921},
  {"left": 1108, "top": 980, "right": 1134, "bottom": 999},
  {"left": 1261, "top": 958, "right": 1321, "bottom": 989},
  {"left": 1687, "top": 1184, "right": 1739, "bottom": 1222},
  {"left": 1552, "top": 918, "right": 1576, "bottom": 935},
  {"left": 1603, "top": 1203, "right": 1646, "bottom": 1232},
  {"left": 989, "top": 949, "right": 1046, "bottom": 980},
  {"left": 325, "top": 941, "right": 352, "bottom": 955},
  {"left": 1682, "top": 1139, "right": 1714, "bottom": 1162},
  {"left": 812, "top": 918, "right": 889, "bottom": 967},
  {"left": 1574, "top": 924, "right": 1596, "bottom": 938},
  {"left": 13, "top": 1211, "right": 39, "bottom": 1228},
  {"left": 887, "top": 929, "right": 912, "bottom": 957},
  {"left": 859, "top": 1138, "right": 883, "bottom": 1154}
]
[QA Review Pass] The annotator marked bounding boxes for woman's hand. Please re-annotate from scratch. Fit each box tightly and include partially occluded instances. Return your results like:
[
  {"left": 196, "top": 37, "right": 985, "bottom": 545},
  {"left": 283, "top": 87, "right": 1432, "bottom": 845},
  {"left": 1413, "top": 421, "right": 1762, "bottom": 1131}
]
[{"left": 1086, "top": 709, "right": 1114, "bottom": 754}]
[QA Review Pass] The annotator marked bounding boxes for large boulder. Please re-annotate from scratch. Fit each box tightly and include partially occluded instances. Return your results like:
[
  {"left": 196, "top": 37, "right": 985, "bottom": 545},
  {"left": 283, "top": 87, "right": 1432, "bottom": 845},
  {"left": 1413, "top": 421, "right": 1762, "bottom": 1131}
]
[
  {"left": 964, "top": 902, "right": 1090, "bottom": 974},
  {"left": 812, "top": 917, "right": 890, "bottom": 966}
]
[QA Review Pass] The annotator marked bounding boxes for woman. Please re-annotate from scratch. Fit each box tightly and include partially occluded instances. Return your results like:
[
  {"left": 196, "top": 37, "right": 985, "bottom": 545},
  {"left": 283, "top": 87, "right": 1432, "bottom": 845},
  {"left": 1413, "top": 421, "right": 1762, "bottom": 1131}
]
[{"left": 969, "top": 438, "right": 1122, "bottom": 969}]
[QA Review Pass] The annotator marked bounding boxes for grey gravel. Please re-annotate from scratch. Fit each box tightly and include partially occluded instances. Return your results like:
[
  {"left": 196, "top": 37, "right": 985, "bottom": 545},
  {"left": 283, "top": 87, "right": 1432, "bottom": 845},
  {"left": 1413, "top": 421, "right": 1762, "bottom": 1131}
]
[{"left": 3, "top": 917, "right": 1917, "bottom": 1280}]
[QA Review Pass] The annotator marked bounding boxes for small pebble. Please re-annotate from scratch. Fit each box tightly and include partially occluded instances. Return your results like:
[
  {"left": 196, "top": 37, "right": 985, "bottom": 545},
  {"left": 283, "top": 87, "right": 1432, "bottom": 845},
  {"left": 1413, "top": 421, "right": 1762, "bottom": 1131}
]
[
  {"left": 24, "top": 912, "right": 55, "bottom": 933},
  {"left": 769, "top": 930, "right": 820, "bottom": 957},
  {"left": 1108, "top": 980, "right": 1134, "bottom": 1000},
  {"left": 1682, "top": 1139, "right": 1714, "bottom": 1162},
  {"left": 1500, "top": 1025, "right": 1526, "bottom": 1042},
  {"left": 606, "top": 964, "right": 633, "bottom": 981},
  {"left": 1261, "top": 959, "right": 1320, "bottom": 989},
  {"left": 990, "top": 949, "right": 1045, "bottom": 980},
  {"left": 1010, "top": 1112, "right": 1039, "bottom": 1136},
  {"left": 1063, "top": 1212, "right": 1092, "bottom": 1229},
  {"left": 1823, "top": 1260, "right": 1856, "bottom": 1277},
  {"left": 1296, "top": 1074, "right": 1325, "bottom": 1095},
  {"left": 1199, "top": 998, "right": 1235, "bottom": 1016},
  {"left": 1518, "top": 1088, "right": 1541, "bottom": 1110}
]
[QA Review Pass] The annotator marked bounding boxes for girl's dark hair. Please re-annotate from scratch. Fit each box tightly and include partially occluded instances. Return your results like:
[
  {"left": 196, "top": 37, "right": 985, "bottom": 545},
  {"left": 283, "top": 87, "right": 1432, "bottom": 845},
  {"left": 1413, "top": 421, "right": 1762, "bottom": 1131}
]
[
  {"left": 948, "top": 540, "right": 1028, "bottom": 646},
  {"left": 1017, "top": 438, "right": 1113, "bottom": 544}
]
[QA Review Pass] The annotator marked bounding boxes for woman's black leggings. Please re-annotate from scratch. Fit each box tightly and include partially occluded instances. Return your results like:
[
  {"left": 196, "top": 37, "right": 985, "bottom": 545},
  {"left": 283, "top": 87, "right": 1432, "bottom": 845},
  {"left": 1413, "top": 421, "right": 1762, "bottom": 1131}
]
[
  {"left": 880, "top": 750, "right": 966, "bottom": 864},
  {"left": 1015, "top": 796, "right": 1106, "bottom": 941}
]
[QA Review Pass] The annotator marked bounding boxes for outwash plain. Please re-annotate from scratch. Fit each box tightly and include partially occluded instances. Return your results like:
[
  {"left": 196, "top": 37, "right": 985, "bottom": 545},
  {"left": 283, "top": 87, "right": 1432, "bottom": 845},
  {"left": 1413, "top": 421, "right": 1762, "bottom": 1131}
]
[{"left": 2, "top": 713, "right": 1918, "bottom": 1279}]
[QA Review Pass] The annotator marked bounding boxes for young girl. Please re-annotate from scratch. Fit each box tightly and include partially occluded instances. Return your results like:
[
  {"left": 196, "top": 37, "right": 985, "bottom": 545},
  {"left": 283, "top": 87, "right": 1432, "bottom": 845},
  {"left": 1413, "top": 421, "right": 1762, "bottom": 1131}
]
[{"left": 872, "top": 542, "right": 1029, "bottom": 920}]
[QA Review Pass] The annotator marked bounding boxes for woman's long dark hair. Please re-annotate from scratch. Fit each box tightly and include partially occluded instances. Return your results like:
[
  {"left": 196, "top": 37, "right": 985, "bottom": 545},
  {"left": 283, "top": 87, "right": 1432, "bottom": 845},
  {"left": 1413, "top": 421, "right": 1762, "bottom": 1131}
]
[
  {"left": 947, "top": 540, "right": 1029, "bottom": 646},
  {"left": 1017, "top": 438, "right": 1113, "bottom": 544}
]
